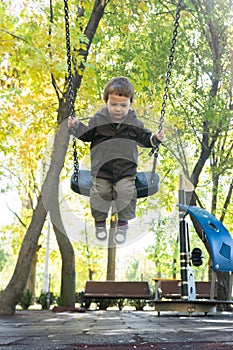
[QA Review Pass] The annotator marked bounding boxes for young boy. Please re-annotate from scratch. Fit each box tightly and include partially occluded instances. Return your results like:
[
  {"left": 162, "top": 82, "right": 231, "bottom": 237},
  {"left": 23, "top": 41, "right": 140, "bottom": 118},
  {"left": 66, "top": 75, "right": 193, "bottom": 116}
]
[{"left": 68, "top": 76, "right": 164, "bottom": 244}]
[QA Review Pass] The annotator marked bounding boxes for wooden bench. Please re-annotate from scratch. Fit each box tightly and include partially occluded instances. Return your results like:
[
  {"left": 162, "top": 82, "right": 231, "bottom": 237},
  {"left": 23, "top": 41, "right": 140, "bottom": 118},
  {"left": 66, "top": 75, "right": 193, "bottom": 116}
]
[
  {"left": 157, "top": 279, "right": 181, "bottom": 299},
  {"left": 83, "top": 281, "right": 151, "bottom": 310},
  {"left": 153, "top": 278, "right": 217, "bottom": 300},
  {"left": 196, "top": 281, "right": 218, "bottom": 299}
]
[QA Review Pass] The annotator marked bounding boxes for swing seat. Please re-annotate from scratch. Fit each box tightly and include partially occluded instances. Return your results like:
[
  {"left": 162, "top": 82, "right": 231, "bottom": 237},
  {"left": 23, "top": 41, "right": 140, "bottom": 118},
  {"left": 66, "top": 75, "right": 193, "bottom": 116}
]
[{"left": 71, "top": 170, "right": 160, "bottom": 198}]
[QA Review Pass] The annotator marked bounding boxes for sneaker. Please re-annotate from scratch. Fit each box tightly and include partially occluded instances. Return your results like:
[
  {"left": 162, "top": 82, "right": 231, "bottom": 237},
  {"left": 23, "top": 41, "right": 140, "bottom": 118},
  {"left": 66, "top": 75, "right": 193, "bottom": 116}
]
[
  {"left": 114, "top": 223, "right": 128, "bottom": 244},
  {"left": 95, "top": 221, "right": 107, "bottom": 241}
]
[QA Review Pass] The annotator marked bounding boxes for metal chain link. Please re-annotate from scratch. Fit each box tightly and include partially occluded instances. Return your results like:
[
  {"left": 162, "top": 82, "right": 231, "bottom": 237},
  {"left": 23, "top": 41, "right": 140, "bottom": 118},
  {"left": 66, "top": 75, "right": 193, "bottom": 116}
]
[
  {"left": 150, "top": 0, "right": 183, "bottom": 176},
  {"left": 159, "top": 0, "right": 183, "bottom": 133},
  {"left": 64, "top": 0, "right": 79, "bottom": 179},
  {"left": 72, "top": 137, "right": 79, "bottom": 179},
  {"left": 64, "top": 0, "right": 75, "bottom": 119}
]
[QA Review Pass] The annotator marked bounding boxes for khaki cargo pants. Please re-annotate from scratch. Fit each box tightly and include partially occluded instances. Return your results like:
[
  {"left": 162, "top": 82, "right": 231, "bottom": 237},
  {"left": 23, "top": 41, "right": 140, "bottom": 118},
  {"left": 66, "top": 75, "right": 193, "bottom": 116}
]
[{"left": 90, "top": 176, "right": 137, "bottom": 222}]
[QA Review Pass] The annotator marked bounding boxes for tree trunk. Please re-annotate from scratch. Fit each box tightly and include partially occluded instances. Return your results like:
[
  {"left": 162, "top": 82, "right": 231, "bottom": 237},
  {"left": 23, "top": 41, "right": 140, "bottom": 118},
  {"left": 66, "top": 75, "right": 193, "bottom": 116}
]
[
  {"left": 0, "top": 197, "right": 47, "bottom": 314},
  {"left": 24, "top": 246, "right": 41, "bottom": 301},
  {"left": 53, "top": 226, "right": 76, "bottom": 307},
  {"left": 53, "top": 0, "right": 110, "bottom": 304},
  {"left": 0, "top": 121, "right": 69, "bottom": 315},
  {"left": 106, "top": 212, "right": 117, "bottom": 280},
  {"left": 187, "top": 1, "right": 232, "bottom": 310},
  {"left": 0, "top": 0, "right": 110, "bottom": 315},
  {"left": 47, "top": 152, "right": 75, "bottom": 307},
  {"left": 42, "top": 118, "right": 77, "bottom": 307},
  {"left": 216, "top": 271, "right": 232, "bottom": 312}
]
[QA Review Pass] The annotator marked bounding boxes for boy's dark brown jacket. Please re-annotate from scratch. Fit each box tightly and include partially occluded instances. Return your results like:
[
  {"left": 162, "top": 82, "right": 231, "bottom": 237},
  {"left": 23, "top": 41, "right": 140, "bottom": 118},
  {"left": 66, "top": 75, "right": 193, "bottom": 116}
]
[{"left": 71, "top": 107, "right": 153, "bottom": 181}]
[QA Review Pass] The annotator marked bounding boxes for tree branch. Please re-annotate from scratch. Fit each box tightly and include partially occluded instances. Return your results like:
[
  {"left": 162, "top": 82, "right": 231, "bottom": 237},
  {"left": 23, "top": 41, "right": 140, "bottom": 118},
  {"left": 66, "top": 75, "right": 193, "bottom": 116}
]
[{"left": 6, "top": 203, "right": 27, "bottom": 228}]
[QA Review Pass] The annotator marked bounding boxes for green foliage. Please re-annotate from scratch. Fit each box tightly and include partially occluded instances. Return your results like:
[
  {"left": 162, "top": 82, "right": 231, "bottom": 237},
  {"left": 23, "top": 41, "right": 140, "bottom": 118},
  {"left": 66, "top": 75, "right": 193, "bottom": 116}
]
[
  {"left": 145, "top": 216, "right": 179, "bottom": 279},
  {"left": 128, "top": 299, "right": 147, "bottom": 311},
  {"left": 19, "top": 289, "right": 33, "bottom": 310},
  {"left": 37, "top": 291, "right": 56, "bottom": 310},
  {"left": 74, "top": 241, "right": 108, "bottom": 291},
  {"left": 125, "top": 259, "right": 139, "bottom": 281},
  {"left": 84, "top": 298, "right": 123, "bottom": 310},
  {"left": 0, "top": 249, "right": 8, "bottom": 272}
]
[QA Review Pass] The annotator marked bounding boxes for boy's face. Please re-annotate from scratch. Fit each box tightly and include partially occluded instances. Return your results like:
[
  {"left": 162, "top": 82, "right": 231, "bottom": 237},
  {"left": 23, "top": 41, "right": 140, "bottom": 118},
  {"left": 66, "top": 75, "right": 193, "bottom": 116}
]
[{"left": 106, "top": 94, "right": 131, "bottom": 122}]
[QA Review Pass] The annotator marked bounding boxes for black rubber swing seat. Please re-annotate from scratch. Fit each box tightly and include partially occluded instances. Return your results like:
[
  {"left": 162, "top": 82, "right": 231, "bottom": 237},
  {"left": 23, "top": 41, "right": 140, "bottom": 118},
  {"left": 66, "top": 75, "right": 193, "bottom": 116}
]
[{"left": 71, "top": 170, "right": 160, "bottom": 199}]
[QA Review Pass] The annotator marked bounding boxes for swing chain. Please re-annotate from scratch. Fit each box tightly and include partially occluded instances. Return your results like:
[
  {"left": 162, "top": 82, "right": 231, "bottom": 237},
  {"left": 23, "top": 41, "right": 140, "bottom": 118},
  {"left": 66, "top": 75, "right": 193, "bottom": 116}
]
[
  {"left": 64, "top": 0, "right": 75, "bottom": 119},
  {"left": 72, "top": 138, "right": 79, "bottom": 179},
  {"left": 64, "top": 0, "right": 79, "bottom": 180},
  {"left": 65, "top": 0, "right": 182, "bottom": 183},
  {"left": 149, "top": 0, "right": 183, "bottom": 172}
]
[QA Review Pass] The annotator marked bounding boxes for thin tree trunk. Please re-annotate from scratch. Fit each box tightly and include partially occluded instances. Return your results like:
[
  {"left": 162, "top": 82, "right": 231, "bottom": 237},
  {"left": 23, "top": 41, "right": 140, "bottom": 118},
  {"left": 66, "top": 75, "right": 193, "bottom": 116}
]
[
  {"left": 24, "top": 246, "right": 41, "bottom": 301},
  {"left": 42, "top": 118, "right": 76, "bottom": 307},
  {"left": 107, "top": 212, "right": 117, "bottom": 280},
  {"left": 53, "top": 226, "right": 76, "bottom": 307},
  {"left": 0, "top": 196, "right": 47, "bottom": 314}
]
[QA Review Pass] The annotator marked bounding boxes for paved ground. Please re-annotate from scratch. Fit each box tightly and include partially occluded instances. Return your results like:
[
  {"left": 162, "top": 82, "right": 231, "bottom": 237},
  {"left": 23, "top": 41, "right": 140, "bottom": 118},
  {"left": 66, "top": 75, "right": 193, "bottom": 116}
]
[{"left": 1, "top": 308, "right": 233, "bottom": 349}]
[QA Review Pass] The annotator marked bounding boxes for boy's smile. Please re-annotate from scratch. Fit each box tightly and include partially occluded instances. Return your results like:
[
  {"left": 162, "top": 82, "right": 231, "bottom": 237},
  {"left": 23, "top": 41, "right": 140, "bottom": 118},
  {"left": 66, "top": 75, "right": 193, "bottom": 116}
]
[{"left": 106, "top": 94, "right": 131, "bottom": 122}]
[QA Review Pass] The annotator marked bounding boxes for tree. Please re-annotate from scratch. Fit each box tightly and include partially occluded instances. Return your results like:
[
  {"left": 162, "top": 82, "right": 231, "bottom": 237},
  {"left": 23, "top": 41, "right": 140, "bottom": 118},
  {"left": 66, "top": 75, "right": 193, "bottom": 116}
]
[{"left": 165, "top": 0, "right": 233, "bottom": 306}]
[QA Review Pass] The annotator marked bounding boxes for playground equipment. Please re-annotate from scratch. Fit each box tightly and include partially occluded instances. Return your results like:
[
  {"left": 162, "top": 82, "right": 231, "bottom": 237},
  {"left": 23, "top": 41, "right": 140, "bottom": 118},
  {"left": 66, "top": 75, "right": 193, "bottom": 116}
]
[
  {"left": 179, "top": 204, "right": 233, "bottom": 301},
  {"left": 151, "top": 175, "right": 233, "bottom": 315}
]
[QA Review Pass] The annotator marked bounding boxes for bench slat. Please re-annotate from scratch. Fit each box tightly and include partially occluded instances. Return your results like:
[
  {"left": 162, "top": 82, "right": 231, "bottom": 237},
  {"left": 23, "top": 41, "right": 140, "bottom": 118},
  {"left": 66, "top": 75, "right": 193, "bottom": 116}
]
[{"left": 85, "top": 281, "right": 150, "bottom": 299}]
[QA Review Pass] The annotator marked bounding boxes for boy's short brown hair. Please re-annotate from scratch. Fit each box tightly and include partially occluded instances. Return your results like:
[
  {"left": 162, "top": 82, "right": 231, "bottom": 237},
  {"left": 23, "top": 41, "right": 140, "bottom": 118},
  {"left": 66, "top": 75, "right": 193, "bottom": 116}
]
[{"left": 103, "top": 76, "right": 134, "bottom": 103}]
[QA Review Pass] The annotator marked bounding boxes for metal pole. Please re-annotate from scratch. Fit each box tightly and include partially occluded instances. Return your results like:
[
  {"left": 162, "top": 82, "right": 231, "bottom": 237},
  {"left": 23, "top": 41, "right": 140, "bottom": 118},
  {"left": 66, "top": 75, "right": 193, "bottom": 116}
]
[
  {"left": 43, "top": 214, "right": 51, "bottom": 294},
  {"left": 179, "top": 175, "right": 196, "bottom": 301},
  {"left": 179, "top": 174, "right": 189, "bottom": 299}
]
